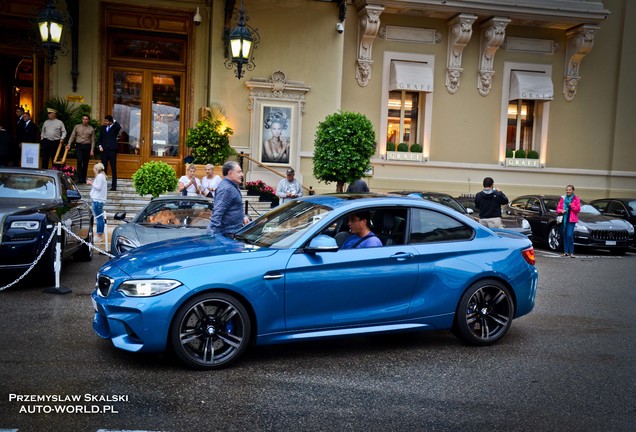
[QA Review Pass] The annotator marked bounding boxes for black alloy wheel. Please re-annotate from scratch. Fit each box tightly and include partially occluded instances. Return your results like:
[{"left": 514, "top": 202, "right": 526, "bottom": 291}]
[
  {"left": 171, "top": 292, "right": 251, "bottom": 369},
  {"left": 454, "top": 279, "right": 514, "bottom": 346},
  {"left": 547, "top": 225, "right": 562, "bottom": 252}
]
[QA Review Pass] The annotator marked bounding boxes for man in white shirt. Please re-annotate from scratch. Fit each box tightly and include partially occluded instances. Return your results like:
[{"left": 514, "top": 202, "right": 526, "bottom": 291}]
[{"left": 276, "top": 168, "right": 303, "bottom": 206}]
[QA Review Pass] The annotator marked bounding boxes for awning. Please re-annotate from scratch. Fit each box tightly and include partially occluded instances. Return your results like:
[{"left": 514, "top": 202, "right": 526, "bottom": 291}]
[
  {"left": 389, "top": 61, "right": 433, "bottom": 92},
  {"left": 509, "top": 71, "right": 554, "bottom": 101}
]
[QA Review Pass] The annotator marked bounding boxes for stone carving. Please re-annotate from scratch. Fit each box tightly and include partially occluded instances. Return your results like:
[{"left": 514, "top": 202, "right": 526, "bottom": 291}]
[
  {"left": 356, "top": 4, "right": 384, "bottom": 87},
  {"left": 478, "top": 17, "right": 510, "bottom": 96},
  {"left": 563, "top": 25, "right": 599, "bottom": 102},
  {"left": 445, "top": 14, "right": 476, "bottom": 94}
]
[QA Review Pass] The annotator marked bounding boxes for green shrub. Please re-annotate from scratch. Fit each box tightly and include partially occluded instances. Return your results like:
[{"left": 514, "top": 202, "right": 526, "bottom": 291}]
[
  {"left": 386, "top": 142, "right": 396, "bottom": 152},
  {"left": 410, "top": 143, "right": 423, "bottom": 153},
  {"left": 313, "top": 111, "right": 376, "bottom": 192},
  {"left": 397, "top": 142, "right": 409, "bottom": 152},
  {"left": 527, "top": 150, "right": 539, "bottom": 159},
  {"left": 514, "top": 149, "right": 527, "bottom": 158},
  {"left": 132, "top": 161, "right": 178, "bottom": 198},
  {"left": 185, "top": 117, "right": 235, "bottom": 166},
  {"left": 506, "top": 149, "right": 514, "bottom": 158}
]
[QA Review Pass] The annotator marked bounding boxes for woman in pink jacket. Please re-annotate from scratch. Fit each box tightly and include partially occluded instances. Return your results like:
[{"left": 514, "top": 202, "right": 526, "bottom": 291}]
[{"left": 556, "top": 184, "right": 581, "bottom": 257}]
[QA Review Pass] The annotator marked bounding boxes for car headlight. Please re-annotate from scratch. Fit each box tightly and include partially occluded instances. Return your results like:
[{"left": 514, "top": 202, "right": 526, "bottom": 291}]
[
  {"left": 626, "top": 223, "right": 634, "bottom": 234},
  {"left": 521, "top": 219, "right": 530, "bottom": 229},
  {"left": 10, "top": 220, "right": 40, "bottom": 230},
  {"left": 574, "top": 225, "right": 589, "bottom": 233},
  {"left": 117, "top": 279, "right": 182, "bottom": 297},
  {"left": 115, "top": 235, "right": 141, "bottom": 253}
]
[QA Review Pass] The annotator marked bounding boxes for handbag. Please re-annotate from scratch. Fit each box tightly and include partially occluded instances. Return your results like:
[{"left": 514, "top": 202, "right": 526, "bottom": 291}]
[{"left": 556, "top": 215, "right": 563, "bottom": 224}]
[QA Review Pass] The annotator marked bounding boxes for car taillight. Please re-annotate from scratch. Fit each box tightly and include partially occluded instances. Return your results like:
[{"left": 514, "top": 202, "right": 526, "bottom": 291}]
[{"left": 521, "top": 247, "right": 536, "bottom": 265}]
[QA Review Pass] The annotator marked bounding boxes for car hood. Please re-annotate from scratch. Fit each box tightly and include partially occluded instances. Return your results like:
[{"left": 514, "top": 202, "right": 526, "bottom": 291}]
[
  {"left": 0, "top": 198, "right": 57, "bottom": 220},
  {"left": 578, "top": 213, "right": 630, "bottom": 227},
  {"left": 108, "top": 234, "right": 277, "bottom": 277}
]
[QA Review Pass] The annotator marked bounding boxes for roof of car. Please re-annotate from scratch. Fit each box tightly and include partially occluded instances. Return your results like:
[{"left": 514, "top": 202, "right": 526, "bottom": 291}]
[{"left": 147, "top": 195, "right": 213, "bottom": 203}]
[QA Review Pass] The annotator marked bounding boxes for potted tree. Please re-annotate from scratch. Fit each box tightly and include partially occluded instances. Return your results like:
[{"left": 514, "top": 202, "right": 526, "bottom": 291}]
[
  {"left": 185, "top": 105, "right": 235, "bottom": 170},
  {"left": 132, "top": 161, "right": 178, "bottom": 198},
  {"left": 313, "top": 111, "right": 376, "bottom": 192}
]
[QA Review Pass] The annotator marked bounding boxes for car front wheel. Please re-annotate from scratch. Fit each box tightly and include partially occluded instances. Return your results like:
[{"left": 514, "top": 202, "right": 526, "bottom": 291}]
[
  {"left": 454, "top": 280, "right": 514, "bottom": 346},
  {"left": 170, "top": 292, "right": 251, "bottom": 370},
  {"left": 547, "top": 225, "right": 562, "bottom": 252}
]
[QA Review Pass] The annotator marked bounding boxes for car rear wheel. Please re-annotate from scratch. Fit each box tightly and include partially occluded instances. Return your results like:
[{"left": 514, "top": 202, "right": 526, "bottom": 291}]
[
  {"left": 454, "top": 279, "right": 514, "bottom": 346},
  {"left": 170, "top": 292, "right": 251, "bottom": 370},
  {"left": 547, "top": 225, "right": 562, "bottom": 252}
]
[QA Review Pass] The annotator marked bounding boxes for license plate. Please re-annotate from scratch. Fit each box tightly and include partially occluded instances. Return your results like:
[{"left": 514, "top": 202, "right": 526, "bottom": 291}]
[{"left": 606, "top": 240, "right": 617, "bottom": 246}]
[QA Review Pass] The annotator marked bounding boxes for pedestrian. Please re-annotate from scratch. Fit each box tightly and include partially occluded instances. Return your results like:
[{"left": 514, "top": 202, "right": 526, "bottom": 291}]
[
  {"left": 474, "top": 177, "right": 509, "bottom": 228},
  {"left": 40, "top": 108, "right": 66, "bottom": 169},
  {"left": 87, "top": 163, "right": 107, "bottom": 243},
  {"left": 556, "top": 184, "right": 581, "bottom": 258},
  {"left": 276, "top": 168, "right": 303, "bottom": 206},
  {"left": 22, "top": 112, "right": 38, "bottom": 143},
  {"left": 0, "top": 124, "right": 10, "bottom": 166},
  {"left": 178, "top": 163, "right": 202, "bottom": 196},
  {"left": 13, "top": 107, "right": 27, "bottom": 166},
  {"left": 97, "top": 115, "right": 121, "bottom": 191},
  {"left": 346, "top": 178, "right": 369, "bottom": 193},
  {"left": 67, "top": 115, "right": 95, "bottom": 184},
  {"left": 201, "top": 163, "right": 222, "bottom": 198},
  {"left": 207, "top": 161, "right": 250, "bottom": 236},
  {"left": 341, "top": 211, "right": 383, "bottom": 249}
]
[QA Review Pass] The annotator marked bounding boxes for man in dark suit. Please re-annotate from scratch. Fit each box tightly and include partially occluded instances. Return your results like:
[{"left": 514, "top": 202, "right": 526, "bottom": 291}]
[
  {"left": 97, "top": 114, "right": 121, "bottom": 191},
  {"left": 22, "top": 112, "right": 38, "bottom": 143}
]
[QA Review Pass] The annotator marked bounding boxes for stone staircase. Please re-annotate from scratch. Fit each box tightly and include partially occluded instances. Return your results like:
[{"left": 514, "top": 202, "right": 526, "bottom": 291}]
[{"left": 76, "top": 179, "right": 274, "bottom": 226}]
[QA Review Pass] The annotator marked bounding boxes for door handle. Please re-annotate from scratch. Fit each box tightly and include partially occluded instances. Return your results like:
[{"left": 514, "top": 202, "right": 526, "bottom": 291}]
[
  {"left": 263, "top": 273, "right": 283, "bottom": 280},
  {"left": 390, "top": 252, "right": 414, "bottom": 261}
]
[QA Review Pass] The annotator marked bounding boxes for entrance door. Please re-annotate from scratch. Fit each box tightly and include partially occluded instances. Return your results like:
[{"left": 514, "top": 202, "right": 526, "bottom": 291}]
[{"left": 109, "top": 68, "right": 184, "bottom": 176}]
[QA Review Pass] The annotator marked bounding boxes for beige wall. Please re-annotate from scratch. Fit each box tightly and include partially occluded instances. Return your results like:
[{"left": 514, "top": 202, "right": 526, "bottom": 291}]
[{"left": 47, "top": 0, "right": 635, "bottom": 199}]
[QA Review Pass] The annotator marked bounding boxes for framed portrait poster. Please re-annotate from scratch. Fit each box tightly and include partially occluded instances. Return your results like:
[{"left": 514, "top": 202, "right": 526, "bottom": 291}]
[
  {"left": 21, "top": 143, "right": 40, "bottom": 168},
  {"left": 259, "top": 104, "right": 295, "bottom": 165}
]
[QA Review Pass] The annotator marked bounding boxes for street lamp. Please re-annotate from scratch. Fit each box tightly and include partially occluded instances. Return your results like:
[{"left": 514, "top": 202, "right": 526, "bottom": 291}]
[
  {"left": 37, "top": 0, "right": 68, "bottom": 65},
  {"left": 225, "top": 0, "right": 259, "bottom": 79}
]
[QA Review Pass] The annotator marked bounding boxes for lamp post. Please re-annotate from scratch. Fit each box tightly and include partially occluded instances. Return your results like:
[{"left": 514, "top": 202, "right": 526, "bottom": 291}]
[
  {"left": 37, "top": 0, "right": 67, "bottom": 65},
  {"left": 225, "top": 0, "right": 258, "bottom": 79}
]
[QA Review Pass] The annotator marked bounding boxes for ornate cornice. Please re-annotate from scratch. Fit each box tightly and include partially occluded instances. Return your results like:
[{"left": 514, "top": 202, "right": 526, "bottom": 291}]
[
  {"left": 245, "top": 71, "right": 310, "bottom": 114},
  {"left": 563, "top": 24, "right": 599, "bottom": 102},
  {"left": 445, "top": 14, "right": 477, "bottom": 94},
  {"left": 478, "top": 17, "right": 510, "bottom": 96}
]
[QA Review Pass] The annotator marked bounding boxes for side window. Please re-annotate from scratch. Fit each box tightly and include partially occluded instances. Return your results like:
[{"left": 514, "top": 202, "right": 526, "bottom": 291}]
[
  {"left": 510, "top": 198, "right": 528, "bottom": 210},
  {"left": 324, "top": 208, "right": 408, "bottom": 247},
  {"left": 592, "top": 200, "right": 609, "bottom": 212},
  {"left": 606, "top": 201, "right": 623, "bottom": 215},
  {"left": 409, "top": 208, "right": 473, "bottom": 244},
  {"left": 526, "top": 198, "right": 540, "bottom": 212}
]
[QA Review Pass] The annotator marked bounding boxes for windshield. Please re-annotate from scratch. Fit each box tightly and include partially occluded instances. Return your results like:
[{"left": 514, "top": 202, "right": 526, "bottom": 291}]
[
  {"left": 580, "top": 202, "right": 601, "bottom": 215},
  {"left": 236, "top": 201, "right": 333, "bottom": 248},
  {"left": 137, "top": 199, "right": 213, "bottom": 228},
  {"left": 421, "top": 194, "right": 467, "bottom": 214},
  {"left": 0, "top": 173, "right": 56, "bottom": 199}
]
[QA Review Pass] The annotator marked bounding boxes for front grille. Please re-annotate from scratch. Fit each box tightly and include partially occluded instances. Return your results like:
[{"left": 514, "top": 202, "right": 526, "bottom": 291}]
[
  {"left": 96, "top": 275, "right": 113, "bottom": 297},
  {"left": 590, "top": 229, "right": 629, "bottom": 241}
]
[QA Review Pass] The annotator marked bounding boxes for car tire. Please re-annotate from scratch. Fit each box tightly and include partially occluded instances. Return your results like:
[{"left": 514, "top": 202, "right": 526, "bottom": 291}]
[
  {"left": 170, "top": 292, "right": 251, "bottom": 370},
  {"left": 547, "top": 224, "right": 562, "bottom": 252},
  {"left": 73, "top": 224, "right": 94, "bottom": 262},
  {"left": 454, "top": 279, "right": 514, "bottom": 346}
]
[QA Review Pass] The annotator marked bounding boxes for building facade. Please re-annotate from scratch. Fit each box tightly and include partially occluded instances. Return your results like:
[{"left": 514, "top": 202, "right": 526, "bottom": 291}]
[{"left": 1, "top": 0, "right": 634, "bottom": 199}]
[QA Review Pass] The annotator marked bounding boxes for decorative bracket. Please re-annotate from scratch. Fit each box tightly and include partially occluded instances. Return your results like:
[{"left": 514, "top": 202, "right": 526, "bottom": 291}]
[
  {"left": 478, "top": 17, "right": 510, "bottom": 97},
  {"left": 356, "top": 4, "right": 384, "bottom": 87},
  {"left": 445, "top": 14, "right": 477, "bottom": 94},
  {"left": 563, "top": 24, "right": 599, "bottom": 102}
]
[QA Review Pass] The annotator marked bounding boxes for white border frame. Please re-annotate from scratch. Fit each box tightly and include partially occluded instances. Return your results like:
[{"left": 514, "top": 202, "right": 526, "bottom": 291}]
[{"left": 21, "top": 142, "right": 40, "bottom": 168}]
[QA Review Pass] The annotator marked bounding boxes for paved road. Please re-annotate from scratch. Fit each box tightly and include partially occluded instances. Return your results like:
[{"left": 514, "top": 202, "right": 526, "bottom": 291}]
[{"left": 0, "top": 247, "right": 634, "bottom": 431}]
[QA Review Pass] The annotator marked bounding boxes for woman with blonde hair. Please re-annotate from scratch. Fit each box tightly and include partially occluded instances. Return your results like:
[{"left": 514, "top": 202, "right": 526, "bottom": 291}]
[
  {"left": 87, "top": 163, "right": 107, "bottom": 242},
  {"left": 178, "top": 163, "right": 202, "bottom": 196}
]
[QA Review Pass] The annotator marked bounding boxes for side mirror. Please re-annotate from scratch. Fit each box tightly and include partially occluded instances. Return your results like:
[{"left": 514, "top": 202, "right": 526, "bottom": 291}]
[
  {"left": 466, "top": 208, "right": 474, "bottom": 214},
  {"left": 305, "top": 234, "right": 338, "bottom": 254},
  {"left": 66, "top": 189, "right": 81, "bottom": 200},
  {"left": 113, "top": 211, "right": 127, "bottom": 221}
]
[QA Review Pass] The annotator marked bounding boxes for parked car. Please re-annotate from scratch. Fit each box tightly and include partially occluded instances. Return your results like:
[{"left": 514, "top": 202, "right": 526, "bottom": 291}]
[
  {"left": 508, "top": 194, "right": 634, "bottom": 254},
  {"left": 110, "top": 195, "right": 214, "bottom": 255},
  {"left": 455, "top": 195, "right": 532, "bottom": 239},
  {"left": 590, "top": 198, "right": 636, "bottom": 227},
  {"left": 0, "top": 167, "right": 93, "bottom": 285},
  {"left": 392, "top": 191, "right": 532, "bottom": 238},
  {"left": 92, "top": 194, "right": 538, "bottom": 369}
]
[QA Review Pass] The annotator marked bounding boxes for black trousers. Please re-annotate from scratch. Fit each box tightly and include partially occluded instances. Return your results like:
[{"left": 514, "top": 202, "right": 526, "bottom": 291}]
[
  {"left": 75, "top": 143, "right": 92, "bottom": 183},
  {"left": 101, "top": 148, "right": 117, "bottom": 189},
  {"left": 40, "top": 139, "right": 58, "bottom": 169}
]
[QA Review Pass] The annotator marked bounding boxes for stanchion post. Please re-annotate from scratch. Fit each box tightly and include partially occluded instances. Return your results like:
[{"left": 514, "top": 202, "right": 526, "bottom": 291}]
[
  {"left": 103, "top": 212, "right": 109, "bottom": 253},
  {"left": 43, "top": 222, "right": 72, "bottom": 294}
]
